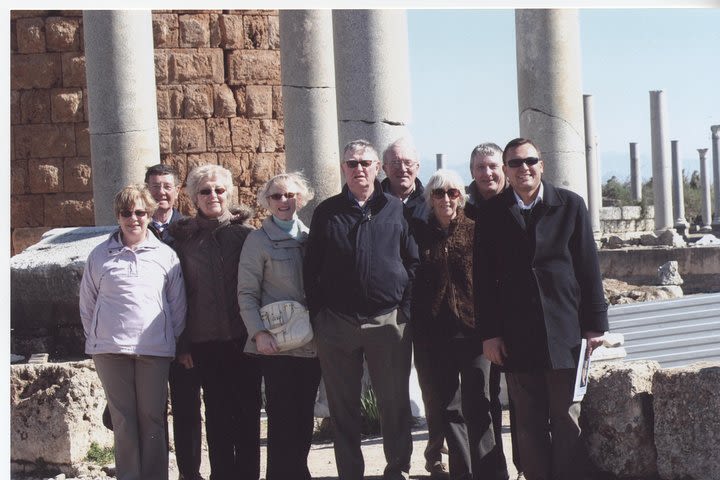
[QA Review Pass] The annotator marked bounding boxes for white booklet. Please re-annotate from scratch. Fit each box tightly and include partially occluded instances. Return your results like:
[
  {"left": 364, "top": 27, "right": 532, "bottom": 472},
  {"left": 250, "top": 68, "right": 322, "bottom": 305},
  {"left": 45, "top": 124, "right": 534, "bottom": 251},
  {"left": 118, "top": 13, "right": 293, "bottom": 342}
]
[{"left": 573, "top": 338, "right": 591, "bottom": 402}]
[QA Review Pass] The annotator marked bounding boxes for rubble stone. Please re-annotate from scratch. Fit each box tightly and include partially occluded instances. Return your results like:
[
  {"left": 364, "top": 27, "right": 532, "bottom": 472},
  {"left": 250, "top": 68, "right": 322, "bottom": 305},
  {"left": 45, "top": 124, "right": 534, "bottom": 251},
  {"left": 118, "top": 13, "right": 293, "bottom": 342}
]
[
  {"left": 657, "top": 260, "right": 683, "bottom": 286},
  {"left": 28, "top": 158, "right": 63, "bottom": 193},
  {"left": 51, "top": 88, "right": 83, "bottom": 123},
  {"left": 244, "top": 14, "right": 269, "bottom": 49},
  {"left": 16, "top": 17, "right": 46, "bottom": 54},
  {"left": 45, "top": 17, "right": 82, "bottom": 52},
  {"left": 63, "top": 157, "right": 92, "bottom": 193}
]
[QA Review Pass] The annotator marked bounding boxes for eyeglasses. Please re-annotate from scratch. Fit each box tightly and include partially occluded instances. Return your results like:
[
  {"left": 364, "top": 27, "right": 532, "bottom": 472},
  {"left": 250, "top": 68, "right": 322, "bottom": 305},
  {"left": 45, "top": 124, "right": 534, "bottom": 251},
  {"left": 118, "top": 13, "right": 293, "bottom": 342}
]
[
  {"left": 386, "top": 160, "right": 418, "bottom": 170},
  {"left": 119, "top": 210, "right": 148, "bottom": 218},
  {"left": 507, "top": 157, "right": 540, "bottom": 168},
  {"left": 267, "top": 192, "right": 297, "bottom": 201},
  {"left": 148, "top": 183, "right": 175, "bottom": 191},
  {"left": 345, "top": 160, "right": 375, "bottom": 169},
  {"left": 199, "top": 187, "right": 227, "bottom": 196},
  {"left": 431, "top": 188, "right": 462, "bottom": 200}
]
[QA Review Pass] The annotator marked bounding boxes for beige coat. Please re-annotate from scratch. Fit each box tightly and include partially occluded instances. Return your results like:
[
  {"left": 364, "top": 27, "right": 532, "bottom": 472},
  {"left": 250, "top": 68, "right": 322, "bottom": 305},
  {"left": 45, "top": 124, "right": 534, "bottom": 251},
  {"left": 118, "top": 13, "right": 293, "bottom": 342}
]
[{"left": 237, "top": 216, "right": 316, "bottom": 357}]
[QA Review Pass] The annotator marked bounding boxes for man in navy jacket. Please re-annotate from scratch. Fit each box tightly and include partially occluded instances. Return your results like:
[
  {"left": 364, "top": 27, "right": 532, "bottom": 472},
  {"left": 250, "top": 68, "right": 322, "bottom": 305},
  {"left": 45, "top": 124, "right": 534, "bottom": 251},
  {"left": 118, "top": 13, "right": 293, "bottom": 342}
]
[
  {"left": 304, "top": 139, "right": 419, "bottom": 480},
  {"left": 473, "top": 138, "right": 608, "bottom": 480}
]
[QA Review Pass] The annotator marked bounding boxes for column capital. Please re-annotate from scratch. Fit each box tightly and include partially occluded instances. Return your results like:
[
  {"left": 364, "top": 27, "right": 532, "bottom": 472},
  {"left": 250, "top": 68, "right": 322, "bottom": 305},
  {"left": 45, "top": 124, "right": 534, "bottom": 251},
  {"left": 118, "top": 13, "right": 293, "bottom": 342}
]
[
  {"left": 711, "top": 125, "right": 720, "bottom": 138},
  {"left": 697, "top": 148, "right": 709, "bottom": 158}
]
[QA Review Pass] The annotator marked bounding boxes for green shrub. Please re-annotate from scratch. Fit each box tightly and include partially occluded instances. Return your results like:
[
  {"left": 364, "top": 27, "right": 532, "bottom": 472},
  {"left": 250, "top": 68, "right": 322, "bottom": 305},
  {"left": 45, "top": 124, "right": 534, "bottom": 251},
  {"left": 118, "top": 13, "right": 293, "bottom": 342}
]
[
  {"left": 86, "top": 442, "right": 114, "bottom": 465},
  {"left": 360, "top": 387, "right": 381, "bottom": 436}
]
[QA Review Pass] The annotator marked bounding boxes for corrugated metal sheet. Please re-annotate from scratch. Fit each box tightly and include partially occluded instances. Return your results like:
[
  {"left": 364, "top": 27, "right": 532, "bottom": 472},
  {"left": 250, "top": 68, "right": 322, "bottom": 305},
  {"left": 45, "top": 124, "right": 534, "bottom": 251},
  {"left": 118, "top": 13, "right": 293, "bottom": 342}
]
[{"left": 608, "top": 293, "right": 720, "bottom": 367}]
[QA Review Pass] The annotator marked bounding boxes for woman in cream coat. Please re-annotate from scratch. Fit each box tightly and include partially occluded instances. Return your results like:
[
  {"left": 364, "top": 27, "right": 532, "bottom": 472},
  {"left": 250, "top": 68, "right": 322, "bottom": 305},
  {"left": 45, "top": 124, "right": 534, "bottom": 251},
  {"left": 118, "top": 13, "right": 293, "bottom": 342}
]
[{"left": 237, "top": 172, "right": 321, "bottom": 480}]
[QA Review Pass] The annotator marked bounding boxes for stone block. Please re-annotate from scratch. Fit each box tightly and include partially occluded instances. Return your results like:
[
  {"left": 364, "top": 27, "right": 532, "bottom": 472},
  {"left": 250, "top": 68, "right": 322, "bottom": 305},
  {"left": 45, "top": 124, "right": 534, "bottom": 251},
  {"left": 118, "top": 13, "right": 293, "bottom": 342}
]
[
  {"left": 234, "top": 86, "right": 247, "bottom": 115},
  {"left": 19, "top": 89, "right": 51, "bottom": 124},
  {"left": 253, "top": 152, "right": 285, "bottom": 184},
  {"left": 14, "top": 124, "right": 76, "bottom": 159},
  {"left": 60, "top": 52, "right": 85, "bottom": 87},
  {"left": 268, "top": 14, "right": 280, "bottom": 49},
  {"left": 12, "top": 53, "right": 62, "bottom": 89},
  {"left": 12, "top": 11, "right": 50, "bottom": 20},
  {"left": 218, "top": 14, "right": 244, "bottom": 49},
  {"left": 206, "top": 118, "right": 232, "bottom": 152},
  {"left": 11, "top": 195, "right": 45, "bottom": 228},
  {"left": 581, "top": 360, "right": 659, "bottom": 478},
  {"left": 209, "top": 13, "right": 221, "bottom": 47},
  {"left": 230, "top": 117, "right": 260, "bottom": 153},
  {"left": 152, "top": 13, "right": 178, "bottom": 48},
  {"left": 44, "top": 193, "right": 94, "bottom": 227},
  {"left": 179, "top": 13, "right": 210, "bottom": 48},
  {"left": 161, "top": 153, "right": 188, "bottom": 185},
  {"left": 187, "top": 153, "right": 218, "bottom": 175},
  {"left": 51, "top": 88, "right": 83, "bottom": 123},
  {"left": 154, "top": 51, "right": 169, "bottom": 84},
  {"left": 244, "top": 14, "right": 269, "bottom": 49},
  {"left": 12, "top": 227, "right": 52, "bottom": 255},
  {"left": 657, "top": 260, "right": 683, "bottom": 285},
  {"left": 258, "top": 119, "right": 283, "bottom": 153},
  {"left": 160, "top": 119, "right": 207, "bottom": 154},
  {"left": 16, "top": 17, "right": 46, "bottom": 53},
  {"left": 10, "top": 15, "right": 18, "bottom": 52},
  {"left": 63, "top": 157, "right": 92, "bottom": 193},
  {"left": 11, "top": 90, "right": 21, "bottom": 124},
  {"left": 599, "top": 206, "right": 622, "bottom": 221},
  {"left": 621, "top": 205, "right": 642, "bottom": 220},
  {"left": 218, "top": 152, "right": 252, "bottom": 187},
  {"left": 656, "top": 230, "right": 687, "bottom": 247},
  {"left": 28, "top": 158, "right": 63, "bottom": 193},
  {"left": 45, "top": 17, "right": 81, "bottom": 52},
  {"left": 11, "top": 160, "right": 28, "bottom": 195},
  {"left": 226, "top": 50, "right": 280, "bottom": 86},
  {"left": 168, "top": 48, "right": 224, "bottom": 84},
  {"left": 11, "top": 361, "right": 113, "bottom": 473},
  {"left": 639, "top": 233, "right": 658, "bottom": 246},
  {"left": 246, "top": 85, "right": 272, "bottom": 119},
  {"left": 272, "top": 85, "right": 283, "bottom": 119},
  {"left": 182, "top": 84, "right": 214, "bottom": 118},
  {"left": 156, "top": 85, "right": 183, "bottom": 118},
  {"left": 74, "top": 123, "right": 90, "bottom": 156},
  {"left": 653, "top": 362, "right": 720, "bottom": 480},
  {"left": 213, "top": 84, "right": 237, "bottom": 117}
]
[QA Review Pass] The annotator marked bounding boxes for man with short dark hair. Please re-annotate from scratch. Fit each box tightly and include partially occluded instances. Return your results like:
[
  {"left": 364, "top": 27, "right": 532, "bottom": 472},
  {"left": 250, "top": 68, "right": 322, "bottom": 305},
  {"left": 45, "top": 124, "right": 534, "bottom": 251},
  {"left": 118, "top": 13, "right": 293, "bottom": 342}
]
[
  {"left": 474, "top": 138, "right": 608, "bottom": 480},
  {"left": 304, "top": 139, "right": 419, "bottom": 480}
]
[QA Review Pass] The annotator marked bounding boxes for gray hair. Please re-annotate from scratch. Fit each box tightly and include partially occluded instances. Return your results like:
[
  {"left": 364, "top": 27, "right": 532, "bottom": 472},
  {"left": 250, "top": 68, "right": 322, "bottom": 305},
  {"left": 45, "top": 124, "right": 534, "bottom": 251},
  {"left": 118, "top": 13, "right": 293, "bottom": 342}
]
[
  {"left": 186, "top": 164, "right": 235, "bottom": 205},
  {"left": 469, "top": 142, "right": 503, "bottom": 173},
  {"left": 382, "top": 137, "right": 418, "bottom": 165},
  {"left": 424, "top": 169, "right": 467, "bottom": 209},
  {"left": 342, "top": 139, "right": 379, "bottom": 162},
  {"left": 257, "top": 172, "right": 315, "bottom": 211}
]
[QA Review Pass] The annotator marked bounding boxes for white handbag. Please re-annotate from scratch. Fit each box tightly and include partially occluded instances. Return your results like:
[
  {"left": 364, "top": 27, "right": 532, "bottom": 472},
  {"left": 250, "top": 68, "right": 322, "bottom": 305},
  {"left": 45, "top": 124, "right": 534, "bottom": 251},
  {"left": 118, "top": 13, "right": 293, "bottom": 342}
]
[{"left": 259, "top": 300, "right": 314, "bottom": 352}]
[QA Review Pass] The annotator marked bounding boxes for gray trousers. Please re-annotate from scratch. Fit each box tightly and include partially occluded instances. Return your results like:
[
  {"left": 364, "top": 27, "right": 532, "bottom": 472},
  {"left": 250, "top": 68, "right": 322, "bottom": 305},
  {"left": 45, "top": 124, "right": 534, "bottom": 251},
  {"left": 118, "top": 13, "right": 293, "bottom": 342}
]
[
  {"left": 315, "top": 308, "right": 413, "bottom": 480},
  {"left": 506, "top": 369, "right": 583, "bottom": 480},
  {"left": 94, "top": 354, "right": 171, "bottom": 480}
]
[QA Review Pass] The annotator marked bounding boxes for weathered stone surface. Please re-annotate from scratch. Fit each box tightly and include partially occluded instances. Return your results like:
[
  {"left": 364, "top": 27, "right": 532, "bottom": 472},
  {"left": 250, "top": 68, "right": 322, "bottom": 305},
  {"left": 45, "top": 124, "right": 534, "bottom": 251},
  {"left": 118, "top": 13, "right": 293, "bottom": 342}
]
[
  {"left": 152, "top": 13, "right": 179, "bottom": 48},
  {"left": 604, "top": 235, "right": 624, "bottom": 249},
  {"left": 218, "top": 14, "right": 244, "bottom": 48},
  {"left": 213, "top": 84, "right": 236, "bottom": 117},
  {"left": 603, "top": 278, "right": 683, "bottom": 305},
  {"left": 161, "top": 153, "right": 188, "bottom": 184},
  {"left": 11, "top": 90, "right": 21, "bottom": 124},
  {"left": 187, "top": 153, "right": 218, "bottom": 175},
  {"left": 168, "top": 48, "right": 224, "bottom": 84},
  {"left": 19, "top": 89, "right": 51, "bottom": 124},
  {"left": 230, "top": 117, "right": 260, "bottom": 152},
  {"left": 11, "top": 160, "right": 28, "bottom": 195},
  {"left": 621, "top": 205, "right": 642, "bottom": 220},
  {"left": 156, "top": 85, "right": 183, "bottom": 118},
  {"left": 14, "top": 124, "right": 75, "bottom": 158},
  {"left": 639, "top": 233, "right": 658, "bottom": 246},
  {"left": 11, "top": 195, "right": 44, "bottom": 227},
  {"left": 44, "top": 193, "right": 94, "bottom": 227},
  {"left": 51, "top": 88, "right": 83, "bottom": 123},
  {"left": 45, "top": 17, "right": 82, "bottom": 52},
  {"left": 272, "top": 85, "right": 282, "bottom": 120},
  {"left": 234, "top": 86, "right": 247, "bottom": 115},
  {"left": 244, "top": 14, "right": 269, "bottom": 49},
  {"left": 60, "top": 52, "right": 85, "bottom": 88},
  {"left": 695, "top": 234, "right": 720, "bottom": 246},
  {"left": 218, "top": 152, "right": 252, "bottom": 187},
  {"left": 179, "top": 13, "right": 210, "bottom": 48},
  {"left": 653, "top": 362, "right": 720, "bottom": 480},
  {"left": 207, "top": 118, "right": 232, "bottom": 152},
  {"left": 246, "top": 85, "right": 272, "bottom": 119},
  {"left": 657, "top": 260, "right": 683, "bottom": 286},
  {"left": 268, "top": 14, "right": 280, "bottom": 49},
  {"left": 28, "top": 158, "right": 63, "bottom": 193},
  {"left": 253, "top": 152, "right": 284, "bottom": 183},
  {"left": 182, "top": 84, "right": 213, "bottom": 118},
  {"left": 154, "top": 50, "right": 169, "bottom": 84},
  {"left": 63, "top": 157, "right": 92, "bottom": 192},
  {"left": 656, "top": 229, "right": 686, "bottom": 247},
  {"left": 12, "top": 53, "right": 63, "bottom": 89},
  {"left": 226, "top": 50, "right": 280, "bottom": 86},
  {"left": 12, "top": 227, "right": 52, "bottom": 255},
  {"left": 258, "top": 119, "right": 283, "bottom": 153},
  {"left": 159, "top": 119, "right": 207, "bottom": 154},
  {"left": 16, "top": 17, "right": 46, "bottom": 53},
  {"left": 11, "top": 361, "right": 112, "bottom": 473},
  {"left": 74, "top": 123, "right": 90, "bottom": 156},
  {"left": 581, "top": 360, "right": 659, "bottom": 478}
]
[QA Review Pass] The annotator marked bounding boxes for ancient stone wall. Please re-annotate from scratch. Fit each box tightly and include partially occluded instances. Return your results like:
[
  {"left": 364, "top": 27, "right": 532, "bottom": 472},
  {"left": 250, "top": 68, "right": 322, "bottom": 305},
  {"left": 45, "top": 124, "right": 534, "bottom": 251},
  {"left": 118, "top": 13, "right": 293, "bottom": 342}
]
[{"left": 10, "top": 10, "right": 284, "bottom": 254}]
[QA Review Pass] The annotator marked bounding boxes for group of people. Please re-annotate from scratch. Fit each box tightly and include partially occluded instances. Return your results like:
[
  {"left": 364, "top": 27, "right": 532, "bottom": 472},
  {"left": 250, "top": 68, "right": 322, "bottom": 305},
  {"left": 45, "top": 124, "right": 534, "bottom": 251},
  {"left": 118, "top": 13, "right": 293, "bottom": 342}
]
[{"left": 79, "top": 135, "right": 608, "bottom": 480}]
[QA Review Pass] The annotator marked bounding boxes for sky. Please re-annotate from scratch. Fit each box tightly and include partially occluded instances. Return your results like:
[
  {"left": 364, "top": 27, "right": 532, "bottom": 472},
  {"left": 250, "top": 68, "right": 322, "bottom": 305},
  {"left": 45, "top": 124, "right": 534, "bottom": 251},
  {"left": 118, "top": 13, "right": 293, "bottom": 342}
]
[{"left": 407, "top": 8, "right": 720, "bottom": 186}]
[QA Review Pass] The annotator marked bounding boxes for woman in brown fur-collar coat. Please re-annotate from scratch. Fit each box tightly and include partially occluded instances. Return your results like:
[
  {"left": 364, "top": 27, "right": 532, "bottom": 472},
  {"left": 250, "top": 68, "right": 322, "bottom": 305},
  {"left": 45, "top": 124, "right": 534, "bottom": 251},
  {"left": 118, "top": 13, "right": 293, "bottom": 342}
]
[{"left": 411, "top": 169, "right": 505, "bottom": 480}]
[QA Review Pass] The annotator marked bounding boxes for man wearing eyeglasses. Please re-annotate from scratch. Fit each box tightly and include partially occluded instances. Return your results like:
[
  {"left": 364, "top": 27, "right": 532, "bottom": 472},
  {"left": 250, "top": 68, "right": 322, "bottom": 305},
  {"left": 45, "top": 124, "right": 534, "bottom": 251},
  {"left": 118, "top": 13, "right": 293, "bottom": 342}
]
[
  {"left": 473, "top": 138, "right": 607, "bottom": 480},
  {"left": 304, "top": 139, "right": 419, "bottom": 480},
  {"left": 381, "top": 138, "right": 429, "bottom": 222},
  {"left": 145, "top": 164, "right": 205, "bottom": 480}
]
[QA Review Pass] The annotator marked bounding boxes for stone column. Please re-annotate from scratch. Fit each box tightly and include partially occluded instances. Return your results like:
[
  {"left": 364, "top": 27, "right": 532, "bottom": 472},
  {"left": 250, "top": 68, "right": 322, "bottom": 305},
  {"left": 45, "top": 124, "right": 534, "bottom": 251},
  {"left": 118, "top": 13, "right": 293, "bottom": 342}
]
[
  {"left": 712, "top": 125, "right": 720, "bottom": 228},
  {"left": 698, "top": 148, "right": 712, "bottom": 232},
  {"left": 649, "top": 90, "right": 674, "bottom": 232},
  {"left": 83, "top": 11, "right": 160, "bottom": 225},
  {"left": 279, "top": 10, "right": 342, "bottom": 220},
  {"left": 515, "top": 9, "right": 586, "bottom": 200},
  {"left": 671, "top": 140, "right": 688, "bottom": 231},
  {"left": 583, "top": 95, "right": 601, "bottom": 235},
  {"left": 630, "top": 142, "right": 642, "bottom": 201},
  {"left": 332, "top": 10, "right": 411, "bottom": 153},
  {"left": 436, "top": 153, "right": 445, "bottom": 170}
]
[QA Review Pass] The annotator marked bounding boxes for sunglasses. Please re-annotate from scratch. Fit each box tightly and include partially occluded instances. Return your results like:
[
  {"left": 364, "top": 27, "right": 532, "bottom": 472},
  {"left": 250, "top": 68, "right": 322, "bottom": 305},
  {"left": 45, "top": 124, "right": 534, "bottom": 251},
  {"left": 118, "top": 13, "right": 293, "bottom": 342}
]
[
  {"left": 119, "top": 210, "right": 148, "bottom": 218},
  {"left": 345, "top": 160, "right": 375, "bottom": 169},
  {"left": 507, "top": 157, "right": 540, "bottom": 168},
  {"left": 267, "top": 192, "right": 297, "bottom": 201},
  {"left": 431, "top": 188, "right": 462, "bottom": 200},
  {"left": 199, "top": 187, "right": 227, "bottom": 196}
]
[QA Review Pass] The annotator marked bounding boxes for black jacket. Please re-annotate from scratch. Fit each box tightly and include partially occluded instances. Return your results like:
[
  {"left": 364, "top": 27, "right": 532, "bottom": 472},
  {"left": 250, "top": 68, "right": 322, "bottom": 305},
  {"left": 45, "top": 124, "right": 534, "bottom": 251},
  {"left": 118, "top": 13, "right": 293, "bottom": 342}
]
[
  {"left": 304, "top": 181, "right": 420, "bottom": 320},
  {"left": 473, "top": 181, "right": 608, "bottom": 372},
  {"left": 381, "top": 177, "right": 430, "bottom": 223}
]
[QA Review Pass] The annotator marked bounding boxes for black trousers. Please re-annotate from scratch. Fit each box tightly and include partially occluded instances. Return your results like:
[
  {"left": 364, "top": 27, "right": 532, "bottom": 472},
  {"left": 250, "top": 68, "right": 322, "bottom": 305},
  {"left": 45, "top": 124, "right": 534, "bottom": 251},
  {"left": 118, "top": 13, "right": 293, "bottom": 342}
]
[
  {"left": 489, "top": 364, "right": 521, "bottom": 474},
  {"left": 419, "top": 337, "right": 506, "bottom": 480},
  {"left": 414, "top": 341, "right": 446, "bottom": 466},
  {"left": 169, "top": 359, "right": 203, "bottom": 480},
  {"left": 261, "top": 354, "right": 322, "bottom": 480},
  {"left": 191, "top": 340, "right": 262, "bottom": 480}
]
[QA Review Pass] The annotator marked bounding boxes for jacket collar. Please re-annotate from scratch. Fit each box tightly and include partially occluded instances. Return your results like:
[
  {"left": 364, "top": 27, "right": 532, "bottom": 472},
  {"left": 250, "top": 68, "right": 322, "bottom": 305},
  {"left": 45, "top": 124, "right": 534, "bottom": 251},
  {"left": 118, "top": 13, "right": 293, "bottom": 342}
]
[
  {"left": 262, "top": 215, "right": 309, "bottom": 242},
  {"left": 501, "top": 180, "right": 562, "bottom": 228},
  {"left": 106, "top": 228, "right": 162, "bottom": 254},
  {"left": 342, "top": 180, "right": 388, "bottom": 213},
  {"left": 380, "top": 177, "right": 425, "bottom": 203}
]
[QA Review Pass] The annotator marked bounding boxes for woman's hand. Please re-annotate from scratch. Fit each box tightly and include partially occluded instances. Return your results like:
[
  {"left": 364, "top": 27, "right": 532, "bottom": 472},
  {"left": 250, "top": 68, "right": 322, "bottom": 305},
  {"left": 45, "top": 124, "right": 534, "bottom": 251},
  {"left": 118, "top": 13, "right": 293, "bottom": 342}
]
[
  {"left": 177, "top": 353, "right": 194, "bottom": 369},
  {"left": 254, "top": 331, "right": 279, "bottom": 355}
]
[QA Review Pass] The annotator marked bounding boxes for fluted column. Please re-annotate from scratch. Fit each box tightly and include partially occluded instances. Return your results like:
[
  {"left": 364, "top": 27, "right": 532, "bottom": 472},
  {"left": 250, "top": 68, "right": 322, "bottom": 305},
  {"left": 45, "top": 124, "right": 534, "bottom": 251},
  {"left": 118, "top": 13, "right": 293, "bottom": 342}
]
[
  {"left": 671, "top": 140, "right": 687, "bottom": 230},
  {"left": 83, "top": 10, "right": 160, "bottom": 225},
  {"left": 698, "top": 148, "right": 712, "bottom": 232},
  {"left": 649, "top": 90, "right": 673, "bottom": 232}
]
